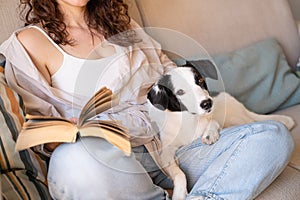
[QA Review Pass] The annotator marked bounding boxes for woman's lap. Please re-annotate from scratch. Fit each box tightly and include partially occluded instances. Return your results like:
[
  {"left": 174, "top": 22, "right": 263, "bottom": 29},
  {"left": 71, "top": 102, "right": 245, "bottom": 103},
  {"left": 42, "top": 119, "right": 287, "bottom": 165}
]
[
  {"left": 47, "top": 137, "right": 168, "bottom": 200},
  {"left": 47, "top": 120, "right": 294, "bottom": 200},
  {"left": 177, "top": 120, "right": 294, "bottom": 200}
]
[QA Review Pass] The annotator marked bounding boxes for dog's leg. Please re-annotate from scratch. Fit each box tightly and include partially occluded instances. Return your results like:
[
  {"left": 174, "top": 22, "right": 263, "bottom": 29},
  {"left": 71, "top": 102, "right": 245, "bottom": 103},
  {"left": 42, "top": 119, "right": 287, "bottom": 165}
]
[
  {"left": 212, "top": 92, "right": 295, "bottom": 130},
  {"left": 160, "top": 149, "right": 187, "bottom": 200},
  {"left": 242, "top": 112, "right": 295, "bottom": 130},
  {"left": 201, "top": 119, "right": 220, "bottom": 144},
  {"left": 164, "top": 164, "right": 187, "bottom": 200}
]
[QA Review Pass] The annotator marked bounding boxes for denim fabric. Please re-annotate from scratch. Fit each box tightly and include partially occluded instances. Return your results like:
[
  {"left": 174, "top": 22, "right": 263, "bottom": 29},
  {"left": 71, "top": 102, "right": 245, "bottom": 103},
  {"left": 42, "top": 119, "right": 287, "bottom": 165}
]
[
  {"left": 179, "top": 120, "right": 294, "bottom": 200},
  {"left": 47, "top": 120, "right": 294, "bottom": 200},
  {"left": 48, "top": 137, "right": 168, "bottom": 200}
]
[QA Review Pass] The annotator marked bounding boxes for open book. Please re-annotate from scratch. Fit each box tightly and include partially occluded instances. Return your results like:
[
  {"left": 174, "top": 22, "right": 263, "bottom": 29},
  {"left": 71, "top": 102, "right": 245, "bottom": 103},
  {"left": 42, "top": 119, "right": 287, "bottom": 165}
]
[{"left": 15, "top": 87, "right": 131, "bottom": 156}]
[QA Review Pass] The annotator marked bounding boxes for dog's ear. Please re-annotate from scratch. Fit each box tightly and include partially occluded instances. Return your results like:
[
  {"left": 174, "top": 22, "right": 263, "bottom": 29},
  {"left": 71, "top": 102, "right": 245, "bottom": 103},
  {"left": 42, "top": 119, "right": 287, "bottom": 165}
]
[
  {"left": 147, "top": 83, "right": 169, "bottom": 111},
  {"left": 147, "top": 75, "right": 187, "bottom": 112},
  {"left": 185, "top": 60, "right": 218, "bottom": 80}
]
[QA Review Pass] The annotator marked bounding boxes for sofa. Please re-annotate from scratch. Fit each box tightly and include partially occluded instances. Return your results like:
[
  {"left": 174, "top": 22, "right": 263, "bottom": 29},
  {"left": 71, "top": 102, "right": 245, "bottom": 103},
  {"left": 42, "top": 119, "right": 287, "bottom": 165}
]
[{"left": 0, "top": 0, "right": 299, "bottom": 199}]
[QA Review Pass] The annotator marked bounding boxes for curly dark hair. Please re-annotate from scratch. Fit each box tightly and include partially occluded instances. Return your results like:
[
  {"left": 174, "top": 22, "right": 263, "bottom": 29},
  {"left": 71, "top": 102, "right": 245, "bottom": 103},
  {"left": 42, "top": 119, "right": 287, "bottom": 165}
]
[{"left": 19, "top": 0, "right": 139, "bottom": 46}]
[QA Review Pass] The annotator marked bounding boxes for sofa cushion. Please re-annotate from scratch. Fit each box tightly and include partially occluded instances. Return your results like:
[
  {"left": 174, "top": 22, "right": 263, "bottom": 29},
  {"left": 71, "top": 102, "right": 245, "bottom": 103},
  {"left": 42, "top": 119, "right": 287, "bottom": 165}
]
[
  {"left": 126, "top": 0, "right": 143, "bottom": 28},
  {"left": 256, "top": 166, "right": 300, "bottom": 199},
  {"left": 0, "top": 0, "right": 23, "bottom": 44},
  {"left": 0, "top": 65, "right": 51, "bottom": 199},
  {"left": 134, "top": 0, "right": 300, "bottom": 67},
  {"left": 2, "top": 171, "right": 51, "bottom": 200},
  {"left": 275, "top": 104, "right": 300, "bottom": 170},
  {"left": 0, "top": 0, "right": 23, "bottom": 62},
  {"left": 209, "top": 38, "right": 300, "bottom": 114}
]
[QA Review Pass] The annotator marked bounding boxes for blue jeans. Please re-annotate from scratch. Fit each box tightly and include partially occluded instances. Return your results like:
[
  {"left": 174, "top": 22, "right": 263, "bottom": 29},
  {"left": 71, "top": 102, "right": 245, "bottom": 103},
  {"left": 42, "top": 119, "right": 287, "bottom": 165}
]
[{"left": 47, "top": 121, "right": 294, "bottom": 200}]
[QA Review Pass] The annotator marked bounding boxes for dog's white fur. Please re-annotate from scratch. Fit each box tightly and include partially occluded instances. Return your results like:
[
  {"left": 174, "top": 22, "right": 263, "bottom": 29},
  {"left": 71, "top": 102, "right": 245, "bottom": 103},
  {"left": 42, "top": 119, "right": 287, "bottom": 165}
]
[{"left": 147, "top": 65, "right": 295, "bottom": 200}]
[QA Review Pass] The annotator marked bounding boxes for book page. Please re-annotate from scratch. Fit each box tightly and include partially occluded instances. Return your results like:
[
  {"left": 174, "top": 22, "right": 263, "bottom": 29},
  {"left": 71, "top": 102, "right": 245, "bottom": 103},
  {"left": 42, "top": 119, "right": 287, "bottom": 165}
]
[
  {"left": 16, "top": 124, "right": 78, "bottom": 151},
  {"left": 78, "top": 87, "right": 116, "bottom": 126},
  {"left": 79, "top": 126, "right": 131, "bottom": 156},
  {"left": 16, "top": 87, "right": 131, "bottom": 156}
]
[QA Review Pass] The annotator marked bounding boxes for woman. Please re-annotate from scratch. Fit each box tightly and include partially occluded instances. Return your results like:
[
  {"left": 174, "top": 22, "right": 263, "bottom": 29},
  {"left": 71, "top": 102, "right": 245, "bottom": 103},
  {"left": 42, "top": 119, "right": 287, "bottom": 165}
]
[{"left": 0, "top": 0, "right": 294, "bottom": 199}]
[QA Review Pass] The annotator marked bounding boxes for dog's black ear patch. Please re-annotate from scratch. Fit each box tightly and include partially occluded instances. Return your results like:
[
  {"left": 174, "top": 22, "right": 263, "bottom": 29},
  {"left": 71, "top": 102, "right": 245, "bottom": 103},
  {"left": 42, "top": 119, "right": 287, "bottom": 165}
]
[
  {"left": 147, "top": 75, "right": 187, "bottom": 112},
  {"left": 185, "top": 60, "right": 218, "bottom": 80},
  {"left": 147, "top": 84, "right": 169, "bottom": 111}
]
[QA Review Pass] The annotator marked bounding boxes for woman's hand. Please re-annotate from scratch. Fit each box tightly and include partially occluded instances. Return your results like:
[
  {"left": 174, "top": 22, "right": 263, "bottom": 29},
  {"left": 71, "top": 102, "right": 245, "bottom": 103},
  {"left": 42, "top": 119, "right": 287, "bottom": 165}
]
[
  {"left": 44, "top": 142, "right": 62, "bottom": 152},
  {"left": 69, "top": 117, "right": 78, "bottom": 124}
]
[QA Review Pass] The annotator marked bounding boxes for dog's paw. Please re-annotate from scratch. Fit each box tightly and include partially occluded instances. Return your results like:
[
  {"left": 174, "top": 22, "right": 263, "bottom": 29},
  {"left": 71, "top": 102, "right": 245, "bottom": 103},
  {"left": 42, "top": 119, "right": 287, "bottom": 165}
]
[
  {"left": 278, "top": 115, "right": 296, "bottom": 130},
  {"left": 202, "top": 120, "right": 220, "bottom": 145},
  {"left": 202, "top": 129, "right": 220, "bottom": 145}
]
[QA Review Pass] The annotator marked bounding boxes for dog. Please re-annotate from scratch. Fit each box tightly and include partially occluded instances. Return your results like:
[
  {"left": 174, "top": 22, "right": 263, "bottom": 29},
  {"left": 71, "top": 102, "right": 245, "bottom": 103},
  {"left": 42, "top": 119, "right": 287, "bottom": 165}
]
[{"left": 147, "top": 60, "right": 295, "bottom": 200}]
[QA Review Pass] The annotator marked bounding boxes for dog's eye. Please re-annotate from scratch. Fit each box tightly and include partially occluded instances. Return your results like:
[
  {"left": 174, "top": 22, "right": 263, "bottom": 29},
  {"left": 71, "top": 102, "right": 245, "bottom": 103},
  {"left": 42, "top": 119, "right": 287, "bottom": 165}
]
[
  {"left": 198, "top": 78, "right": 205, "bottom": 84},
  {"left": 176, "top": 89, "right": 185, "bottom": 96}
]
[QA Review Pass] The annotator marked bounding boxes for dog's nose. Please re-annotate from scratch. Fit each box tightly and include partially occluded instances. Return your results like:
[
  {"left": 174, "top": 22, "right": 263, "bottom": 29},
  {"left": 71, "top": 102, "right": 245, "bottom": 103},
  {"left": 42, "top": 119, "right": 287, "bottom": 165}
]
[{"left": 200, "top": 99, "right": 212, "bottom": 111}]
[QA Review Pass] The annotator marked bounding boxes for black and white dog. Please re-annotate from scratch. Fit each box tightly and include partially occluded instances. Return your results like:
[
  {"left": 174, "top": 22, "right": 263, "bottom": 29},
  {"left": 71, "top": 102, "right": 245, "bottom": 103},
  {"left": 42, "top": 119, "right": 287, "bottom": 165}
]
[{"left": 147, "top": 60, "right": 295, "bottom": 200}]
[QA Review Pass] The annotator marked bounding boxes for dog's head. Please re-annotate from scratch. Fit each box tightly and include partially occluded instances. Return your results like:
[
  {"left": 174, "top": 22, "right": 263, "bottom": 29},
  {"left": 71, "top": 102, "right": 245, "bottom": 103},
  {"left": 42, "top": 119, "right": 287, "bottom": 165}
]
[{"left": 147, "top": 59, "right": 218, "bottom": 115}]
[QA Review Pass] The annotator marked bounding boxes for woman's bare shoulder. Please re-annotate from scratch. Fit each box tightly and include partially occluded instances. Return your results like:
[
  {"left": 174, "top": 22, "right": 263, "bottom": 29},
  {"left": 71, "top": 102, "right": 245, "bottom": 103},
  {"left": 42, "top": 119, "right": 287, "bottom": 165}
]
[
  {"left": 17, "top": 27, "right": 50, "bottom": 52},
  {"left": 17, "top": 26, "right": 56, "bottom": 84}
]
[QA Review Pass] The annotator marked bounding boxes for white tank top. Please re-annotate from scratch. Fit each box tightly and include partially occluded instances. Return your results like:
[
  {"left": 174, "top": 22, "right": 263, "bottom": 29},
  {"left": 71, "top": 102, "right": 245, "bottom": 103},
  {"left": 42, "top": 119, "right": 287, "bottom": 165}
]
[{"left": 30, "top": 26, "right": 119, "bottom": 98}]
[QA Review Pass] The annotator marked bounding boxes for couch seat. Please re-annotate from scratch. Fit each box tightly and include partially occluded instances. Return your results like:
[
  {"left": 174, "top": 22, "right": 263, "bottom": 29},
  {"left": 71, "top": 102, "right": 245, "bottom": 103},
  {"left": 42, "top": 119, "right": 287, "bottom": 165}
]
[{"left": 275, "top": 104, "right": 300, "bottom": 170}]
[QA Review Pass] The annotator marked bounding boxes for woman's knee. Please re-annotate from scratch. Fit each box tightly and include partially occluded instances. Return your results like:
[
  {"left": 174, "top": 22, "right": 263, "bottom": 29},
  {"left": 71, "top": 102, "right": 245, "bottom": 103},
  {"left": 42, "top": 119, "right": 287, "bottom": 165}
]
[
  {"left": 47, "top": 140, "right": 103, "bottom": 199},
  {"left": 254, "top": 120, "right": 294, "bottom": 145},
  {"left": 249, "top": 120, "right": 295, "bottom": 161},
  {"left": 47, "top": 138, "right": 167, "bottom": 199}
]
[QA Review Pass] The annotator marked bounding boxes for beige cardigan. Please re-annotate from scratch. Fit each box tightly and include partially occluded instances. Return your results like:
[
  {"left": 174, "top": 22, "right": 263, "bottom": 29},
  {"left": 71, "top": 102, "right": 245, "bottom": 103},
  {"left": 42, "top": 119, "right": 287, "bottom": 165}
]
[{"left": 0, "top": 25, "right": 176, "bottom": 163}]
